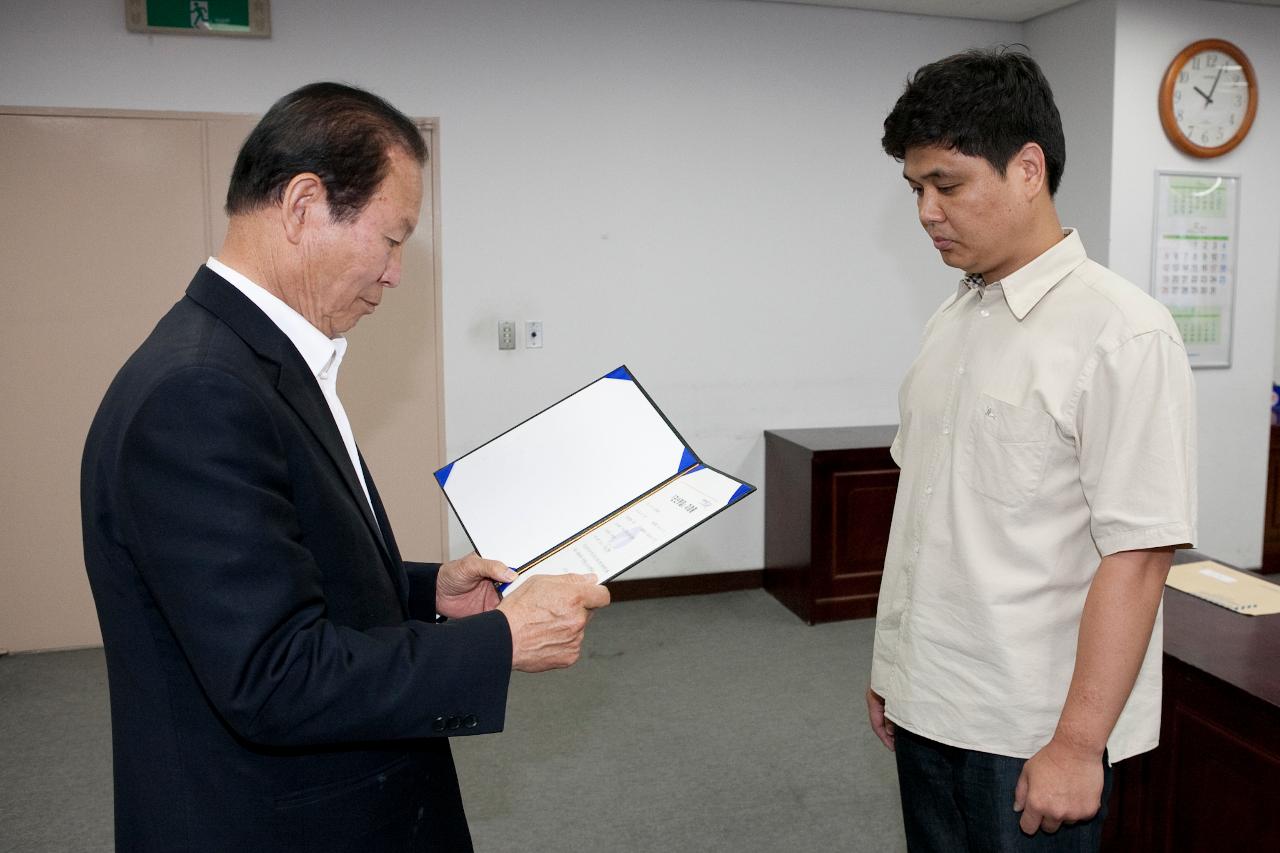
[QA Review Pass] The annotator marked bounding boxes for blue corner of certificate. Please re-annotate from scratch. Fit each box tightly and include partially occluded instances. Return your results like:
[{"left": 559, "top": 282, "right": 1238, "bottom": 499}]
[
  {"left": 678, "top": 446, "right": 698, "bottom": 474},
  {"left": 604, "top": 365, "right": 633, "bottom": 381},
  {"left": 434, "top": 462, "right": 454, "bottom": 489},
  {"left": 728, "top": 484, "right": 752, "bottom": 506}
]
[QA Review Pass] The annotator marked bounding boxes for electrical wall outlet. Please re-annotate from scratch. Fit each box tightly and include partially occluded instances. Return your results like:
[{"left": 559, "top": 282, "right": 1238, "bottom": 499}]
[
  {"left": 525, "top": 321, "right": 543, "bottom": 349},
  {"left": 498, "top": 321, "right": 516, "bottom": 350}
]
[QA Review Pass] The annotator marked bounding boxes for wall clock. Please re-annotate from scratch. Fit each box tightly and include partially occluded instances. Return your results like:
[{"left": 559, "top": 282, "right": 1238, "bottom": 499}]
[{"left": 1159, "top": 39, "right": 1257, "bottom": 158}]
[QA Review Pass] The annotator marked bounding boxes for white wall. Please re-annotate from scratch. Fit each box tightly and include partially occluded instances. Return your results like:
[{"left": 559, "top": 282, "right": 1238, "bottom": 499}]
[
  {"left": 0, "top": 0, "right": 1018, "bottom": 581},
  {"left": 1025, "top": 0, "right": 1116, "bottom": 263},
  {"left": 1108, "top": 0, "right": 1280, "bottom": 567}
]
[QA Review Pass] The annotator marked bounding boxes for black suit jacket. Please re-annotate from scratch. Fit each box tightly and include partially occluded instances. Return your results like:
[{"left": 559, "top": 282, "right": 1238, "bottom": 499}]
[{"left": 81, "top": 267, "right": 512, "bottom": 852}]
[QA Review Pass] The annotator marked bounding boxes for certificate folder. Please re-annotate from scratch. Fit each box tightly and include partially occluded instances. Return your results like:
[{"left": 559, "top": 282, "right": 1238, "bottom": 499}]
[{"left": 434, "top": 366, "right": 755, "bottom": 595}]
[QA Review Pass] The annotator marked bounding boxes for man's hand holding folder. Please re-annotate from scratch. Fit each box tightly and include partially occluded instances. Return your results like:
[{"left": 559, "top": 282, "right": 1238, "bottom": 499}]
[
  {"left": 499, "top": 573, "right": 612, "bottom": 671},
  {"left": 434, "top": 553, "right": 610, "bottom": 672}
]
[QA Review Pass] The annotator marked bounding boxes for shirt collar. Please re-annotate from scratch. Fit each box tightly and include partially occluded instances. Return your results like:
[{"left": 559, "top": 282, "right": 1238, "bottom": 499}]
[
  {"left": 946, "top": 229, "right": 1087, "bottom": 320},
  {"left": 995, "top": 229, "right": 1087, "bottom": 320},
  {"left": 206, "top": 257, "right": 345, "bottom": 383}
]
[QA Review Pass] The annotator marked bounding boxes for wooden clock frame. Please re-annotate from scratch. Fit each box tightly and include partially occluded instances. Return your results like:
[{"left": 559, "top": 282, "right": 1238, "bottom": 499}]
[{"left": 1159, "top": 38, "right": 1258, "bottom": 158}]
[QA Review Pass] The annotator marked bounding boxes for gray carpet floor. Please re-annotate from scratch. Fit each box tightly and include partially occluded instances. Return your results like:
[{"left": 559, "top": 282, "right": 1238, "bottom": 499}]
[{"left": 0, "top": 589, "right": 905, "bottom": 852}]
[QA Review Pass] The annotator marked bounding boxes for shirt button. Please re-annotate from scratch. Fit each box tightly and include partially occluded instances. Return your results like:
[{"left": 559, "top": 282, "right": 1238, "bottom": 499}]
[
  {"left": 980, "top": 309, "right": 991, "bottom": 317},
  {"left": 925, "top": 486, "right": 933, "bottom": 495},
  {"left": 957, "top": 366, "right": 966, "bottom": 375},
  {"left": 942, "top": 426, "right": 951, "bottom": 435}
]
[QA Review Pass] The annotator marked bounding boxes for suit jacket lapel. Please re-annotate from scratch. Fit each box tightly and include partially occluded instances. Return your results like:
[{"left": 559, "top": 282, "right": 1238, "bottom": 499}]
[
  {"left": 184, "top": 267, "right": 399, "bottom": 578},
  {"left": 362, "top": 453, "right": 410, "bottom": 612}
]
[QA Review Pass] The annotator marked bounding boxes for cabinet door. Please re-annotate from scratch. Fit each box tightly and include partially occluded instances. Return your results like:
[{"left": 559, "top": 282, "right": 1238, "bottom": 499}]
[
  {"left": 1165, "top": 697, "right": 1280, "bottom": 850},
  {"left": 816, "top": 466, "right": 898, "bottom": 620}
]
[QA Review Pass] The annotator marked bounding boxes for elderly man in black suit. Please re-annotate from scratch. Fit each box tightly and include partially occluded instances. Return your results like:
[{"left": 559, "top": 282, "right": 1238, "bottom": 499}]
[{"left": 81, "top": 82, "right": 609, "bottom": 852}]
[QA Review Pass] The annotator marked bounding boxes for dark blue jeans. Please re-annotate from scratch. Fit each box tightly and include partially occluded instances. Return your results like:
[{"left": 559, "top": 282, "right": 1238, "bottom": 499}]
[{"left": 894, "top": 726, "right": 1113, "bottom": 853}]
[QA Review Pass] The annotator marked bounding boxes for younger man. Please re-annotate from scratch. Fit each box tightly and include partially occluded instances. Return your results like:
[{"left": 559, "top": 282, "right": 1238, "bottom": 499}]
[{"left": 868, "top": 49, "right": 1196, "bottom": 852}]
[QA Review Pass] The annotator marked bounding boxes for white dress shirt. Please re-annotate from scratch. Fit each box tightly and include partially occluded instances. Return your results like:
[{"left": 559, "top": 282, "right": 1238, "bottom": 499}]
[
  {"left": 870, "top": 230, "right": 1197, "bottom": 762},
  {"left": 205, "top": 257, "right": 374, "bottom": 514}
]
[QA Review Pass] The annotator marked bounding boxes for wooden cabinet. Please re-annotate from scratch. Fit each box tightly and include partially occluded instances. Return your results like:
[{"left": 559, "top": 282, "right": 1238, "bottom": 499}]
[
  {"left": 1102, "top": 563, "right": 1280, "bottom": 851},
  {"left": 763, "top": 426, "right": 899, "bottom": 624}
]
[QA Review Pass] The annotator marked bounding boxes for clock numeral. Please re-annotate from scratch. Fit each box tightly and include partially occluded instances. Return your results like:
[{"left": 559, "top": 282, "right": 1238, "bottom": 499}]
[
  {"left": 1191, "top": 56, "right": 1202, "bottom": 70},
  {"left": 1179, "top": 71, "right": 1189, "bottom": 84},
  {"left": 1200, "top": 130, "right": 1210, "bottom": 144},
  {"left": 1207, "top": 53, "right": 1218, "bottom": 67},
  {"left": 1176, "top": 109, "right": 1184, "bottom": 121},
  {"left": 1174, "top": 90, "right": 1182, "bottom": 103},
  {"left": 1229, "top": 113, "right": 1236, "bottom": 126},
  {"left": 1235, "top": 94, "right": 1244, "bottom": 107}
]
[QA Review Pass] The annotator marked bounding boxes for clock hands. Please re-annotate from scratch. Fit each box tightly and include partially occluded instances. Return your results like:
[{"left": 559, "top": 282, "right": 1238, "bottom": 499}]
[
  {"left": 1194, "top": 67, "right": 1225, "bottom": 107},
  {"left": 1207, "top": 66, "right": 1224, "bottom": 100}
]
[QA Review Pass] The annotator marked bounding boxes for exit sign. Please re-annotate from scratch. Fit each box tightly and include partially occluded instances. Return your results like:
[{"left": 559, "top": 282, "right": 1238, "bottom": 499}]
[{"left": 125, "top": 0, "right": 271, "bottom": 37}]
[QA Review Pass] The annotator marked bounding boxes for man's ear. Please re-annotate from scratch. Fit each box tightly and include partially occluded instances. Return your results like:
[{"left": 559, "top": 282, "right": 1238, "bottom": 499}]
[
  {"left": 280, "top": 173, "right": 326, "bottom": 244},
  {"left": 1011, "top": 142, "right": 1048, "bottom": 201}
]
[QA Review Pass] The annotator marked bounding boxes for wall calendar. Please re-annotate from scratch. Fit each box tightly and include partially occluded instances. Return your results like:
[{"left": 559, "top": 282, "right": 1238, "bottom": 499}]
[{"left": 1151, "top": 172, "right": 1239, "bottom": 368}]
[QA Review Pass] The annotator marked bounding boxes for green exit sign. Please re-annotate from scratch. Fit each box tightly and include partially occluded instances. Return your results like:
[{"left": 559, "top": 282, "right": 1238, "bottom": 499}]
[{"left": 125, "top": 0, "right": 271, "bottom": 37}]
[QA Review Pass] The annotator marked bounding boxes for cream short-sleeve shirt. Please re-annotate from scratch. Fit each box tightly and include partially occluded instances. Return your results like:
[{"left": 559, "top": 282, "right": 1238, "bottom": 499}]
[{"left": 870, "top": 229, "right": 1197, "bottom": 762}]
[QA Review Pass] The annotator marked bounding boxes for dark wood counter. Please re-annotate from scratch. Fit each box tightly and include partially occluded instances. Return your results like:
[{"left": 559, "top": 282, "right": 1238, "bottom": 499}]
[
  {"left": 1162, "top": 576, "right": 1280, "bottom": 709},
  {"left": 1103, "top": 559, "right": 1280, "bottom": 851}
]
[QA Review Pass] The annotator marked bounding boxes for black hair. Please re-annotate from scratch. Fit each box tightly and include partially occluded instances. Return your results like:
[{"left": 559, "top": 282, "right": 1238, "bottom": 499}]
[
  {"left": 225, "top": 82, "right": 427, "bottom": 222},
  {"left": 881, "top": 47, "right": 1066, "bottom": 196}
]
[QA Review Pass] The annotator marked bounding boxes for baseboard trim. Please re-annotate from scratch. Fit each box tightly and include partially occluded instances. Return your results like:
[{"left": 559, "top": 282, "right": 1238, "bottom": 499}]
[
  {"left": 1, "top": 643, "right": 103, "bottom": 656},
  {"left": 607, "top": 569, "right": 764, "bottom": 602}
]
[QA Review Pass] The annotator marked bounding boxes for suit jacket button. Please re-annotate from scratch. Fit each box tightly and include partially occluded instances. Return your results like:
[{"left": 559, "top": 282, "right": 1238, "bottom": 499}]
[
  {"left": 463, "top": 715, "right": 478, "bottom": 728},
  {"left": 431, "top": 716, "right": 446, "bottom": 732},
  {"left": 446, "top": 716, "right": 461, "bottom": 730}
]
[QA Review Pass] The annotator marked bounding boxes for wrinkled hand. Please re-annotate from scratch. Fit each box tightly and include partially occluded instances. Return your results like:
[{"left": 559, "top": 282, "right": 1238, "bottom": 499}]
[
  {"left": 865, "top": 687, "right": 896, "bottom": 751},
  {"left": 435, "top": 553, "right": 516, "bottom": 619},
  {"left": 497, "top": 573, "right": 611, "bottom": 672},
  {"left": 1013, "top": 738, "right": 1104, "bottom": 835}
]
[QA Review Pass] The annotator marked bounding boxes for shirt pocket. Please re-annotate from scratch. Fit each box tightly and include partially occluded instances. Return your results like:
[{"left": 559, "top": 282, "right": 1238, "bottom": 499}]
[{"left": 959, "top": 393, "right": 1054, "bottom": 508}]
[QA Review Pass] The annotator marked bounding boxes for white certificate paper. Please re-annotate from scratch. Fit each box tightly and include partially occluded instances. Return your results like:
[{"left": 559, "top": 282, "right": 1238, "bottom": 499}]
[
  {"left": 434, "top": 366, "right": 754, "bottom": 595},
  {"left": 502, "top": 466, "right": 744, "bottom": 595}
]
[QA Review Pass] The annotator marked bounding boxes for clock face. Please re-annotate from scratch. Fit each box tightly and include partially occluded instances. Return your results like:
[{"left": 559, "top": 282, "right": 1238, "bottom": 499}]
[
  {"left": 1161, "top": 40, "right": 1257, "bottom": 157},
  {"left": 1171, "top": 49, "right": 1250, "bottom": 148}
]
